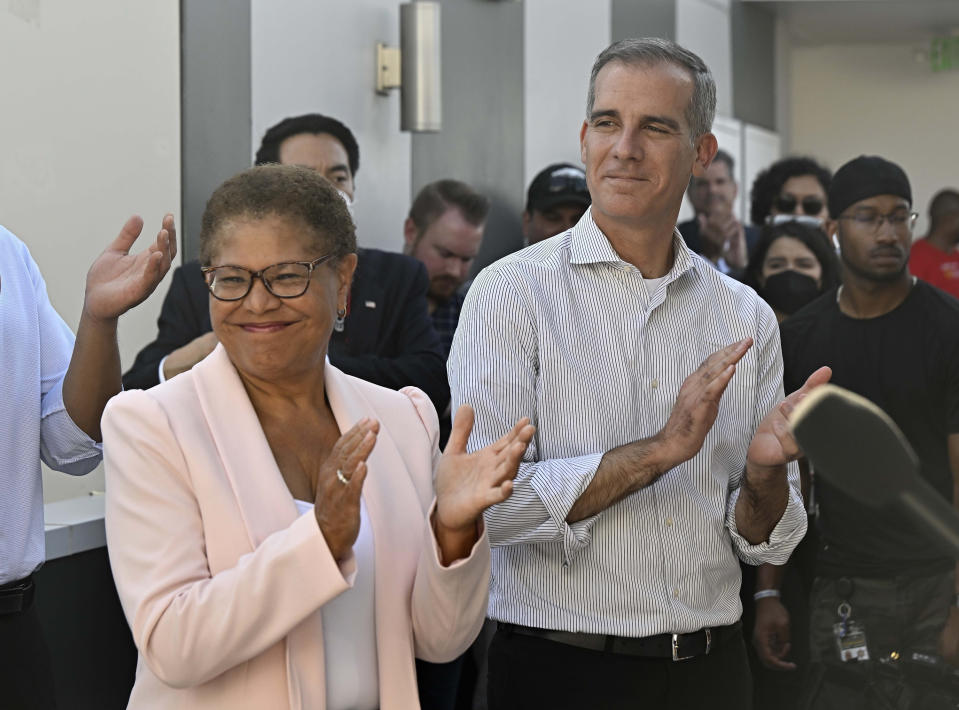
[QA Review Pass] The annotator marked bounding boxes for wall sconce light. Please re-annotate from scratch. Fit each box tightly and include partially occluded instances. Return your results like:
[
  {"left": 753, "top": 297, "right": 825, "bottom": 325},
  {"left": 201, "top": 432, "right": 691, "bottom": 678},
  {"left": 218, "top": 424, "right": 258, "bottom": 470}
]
[{"left": 376, "top": 1, "right": 442, "bottom": 133}]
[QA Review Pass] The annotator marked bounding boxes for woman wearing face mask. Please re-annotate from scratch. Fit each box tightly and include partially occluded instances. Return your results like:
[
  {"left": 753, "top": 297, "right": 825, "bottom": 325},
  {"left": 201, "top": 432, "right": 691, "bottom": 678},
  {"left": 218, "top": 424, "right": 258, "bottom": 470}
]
[{"left": 745, "top": 220, "right": 842, "bottom": 322}]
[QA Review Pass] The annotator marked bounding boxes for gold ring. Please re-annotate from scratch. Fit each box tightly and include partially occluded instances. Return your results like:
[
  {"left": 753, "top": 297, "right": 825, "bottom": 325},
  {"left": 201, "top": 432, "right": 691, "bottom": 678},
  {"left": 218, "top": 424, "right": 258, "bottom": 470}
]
[{"left": 336, "top": 469, "right": 351, "bottom": 485}]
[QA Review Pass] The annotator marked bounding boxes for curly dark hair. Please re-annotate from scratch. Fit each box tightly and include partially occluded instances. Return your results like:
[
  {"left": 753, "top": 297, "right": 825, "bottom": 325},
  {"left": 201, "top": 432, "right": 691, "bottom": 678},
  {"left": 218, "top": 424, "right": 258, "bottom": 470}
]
[
  {"left": 749, "top": 156, "right": 832, "bottom": 226},
  {"left": 744, "top": 220, "right": 842, "bottom": 293},
  {"left": 254, "top": 113, "right": 360, "bottom": 177},
  {"left": 200, "top": 165, "right": 356, "bottom": 266}
]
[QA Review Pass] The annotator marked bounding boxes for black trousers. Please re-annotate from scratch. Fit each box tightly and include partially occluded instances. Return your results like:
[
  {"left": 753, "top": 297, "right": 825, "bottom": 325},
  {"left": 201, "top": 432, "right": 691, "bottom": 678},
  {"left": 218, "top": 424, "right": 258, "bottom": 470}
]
[
  {"left": 488, "top": 625, "right": 753, "bottom": 710},
  {"left": 0, "top": 601, "right": 58, "bottom": 709}
]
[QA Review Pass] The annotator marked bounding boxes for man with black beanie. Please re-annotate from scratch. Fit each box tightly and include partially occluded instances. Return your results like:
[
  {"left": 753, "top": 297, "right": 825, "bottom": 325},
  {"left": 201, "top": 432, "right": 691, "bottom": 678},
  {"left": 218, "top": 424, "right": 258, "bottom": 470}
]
[{"left": 755, "top": 155, "right": 959, "bottom": 708}]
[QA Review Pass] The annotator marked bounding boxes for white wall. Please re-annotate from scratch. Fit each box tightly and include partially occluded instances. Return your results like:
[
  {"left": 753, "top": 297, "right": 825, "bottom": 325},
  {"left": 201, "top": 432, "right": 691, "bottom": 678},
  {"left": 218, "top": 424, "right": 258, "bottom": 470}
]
[
  {"left": 523, "top": 0, "right": 611, "bottom": 187},
  {"left": 0, "top": 2, "right": 181, "bottom": 502},
  {"left": 251, "top": 0, "right": 411, "bottom": 251},
  {"left": 676, "top": 0, "right": 732, "bottom": 117},
  {"left": 789, "top": 41, "right": 959, "bottom": 236}
]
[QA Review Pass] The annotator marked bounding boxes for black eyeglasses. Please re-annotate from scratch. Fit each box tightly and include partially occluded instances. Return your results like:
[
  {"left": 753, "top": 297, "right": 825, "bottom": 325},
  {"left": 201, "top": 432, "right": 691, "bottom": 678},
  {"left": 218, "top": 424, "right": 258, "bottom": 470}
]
[
  {"left": 775, "top": 194, "right": 825, "bottom": 217},
  {"left": 201, "top": 254, "right": 335, "bottom": 301}
]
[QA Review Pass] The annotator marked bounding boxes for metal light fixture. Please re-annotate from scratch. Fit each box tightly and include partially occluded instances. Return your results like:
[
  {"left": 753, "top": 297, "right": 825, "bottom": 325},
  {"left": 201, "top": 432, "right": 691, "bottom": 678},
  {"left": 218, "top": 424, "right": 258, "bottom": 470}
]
[{"left": 376, "top": 1, "right": 441, "bottom": 133}]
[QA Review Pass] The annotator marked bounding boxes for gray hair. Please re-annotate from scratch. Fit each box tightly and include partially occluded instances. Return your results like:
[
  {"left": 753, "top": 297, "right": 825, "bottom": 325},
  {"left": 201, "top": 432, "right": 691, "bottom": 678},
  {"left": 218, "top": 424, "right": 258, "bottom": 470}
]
[{"left": 586, "top": 37, "right": 717, "bottom": 145}]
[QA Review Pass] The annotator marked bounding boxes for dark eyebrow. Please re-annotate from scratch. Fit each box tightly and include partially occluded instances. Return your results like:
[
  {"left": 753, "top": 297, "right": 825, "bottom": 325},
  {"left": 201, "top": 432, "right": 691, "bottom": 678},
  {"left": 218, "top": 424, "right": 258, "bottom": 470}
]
[
  {"left": 644, "top": 114, "right": 681, "bottom": 131},
  {"left": 328, "top": 164, "right": 350, "bottom": 175},
  {"left": 589, "top": 109, "right": 619, "bottom": 122}
]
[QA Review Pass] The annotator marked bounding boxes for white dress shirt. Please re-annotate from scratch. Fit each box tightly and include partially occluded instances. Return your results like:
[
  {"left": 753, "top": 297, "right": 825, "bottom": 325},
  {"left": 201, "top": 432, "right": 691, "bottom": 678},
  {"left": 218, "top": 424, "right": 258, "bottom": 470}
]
[
  {"left": 448, "top": 209, "right": 806, "bottom": 637},
  {"left": 0, "top": 226, "right": 102, "bottom": 585}
]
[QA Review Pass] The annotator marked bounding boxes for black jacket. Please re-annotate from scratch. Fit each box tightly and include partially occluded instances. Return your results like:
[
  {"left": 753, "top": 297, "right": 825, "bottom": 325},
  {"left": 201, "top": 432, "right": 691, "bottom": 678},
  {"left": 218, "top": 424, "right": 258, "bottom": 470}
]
[{"left": 122, "top": 249, "right": 449, "bottom": 413}]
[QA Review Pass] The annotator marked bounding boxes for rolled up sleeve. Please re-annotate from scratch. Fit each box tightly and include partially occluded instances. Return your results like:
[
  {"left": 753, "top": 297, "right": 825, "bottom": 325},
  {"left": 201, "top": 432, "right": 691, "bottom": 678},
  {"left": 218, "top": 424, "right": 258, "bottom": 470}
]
[{"left": 449, "top": 268, "right": 603, "bottom": 561}]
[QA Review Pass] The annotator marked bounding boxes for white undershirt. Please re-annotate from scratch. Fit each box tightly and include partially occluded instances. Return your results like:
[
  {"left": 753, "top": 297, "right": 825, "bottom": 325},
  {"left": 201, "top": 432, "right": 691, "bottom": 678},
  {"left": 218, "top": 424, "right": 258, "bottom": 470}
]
[
  {"left": 644, "top": 274, "right": 669, "bottom": 298},
  {"left": 293, "top": 498, "right": 378, "bottom": 710}
]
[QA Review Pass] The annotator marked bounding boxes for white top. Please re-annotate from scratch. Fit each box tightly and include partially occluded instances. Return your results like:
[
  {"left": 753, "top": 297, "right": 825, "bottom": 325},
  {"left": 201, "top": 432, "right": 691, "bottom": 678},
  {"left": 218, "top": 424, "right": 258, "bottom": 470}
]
[
  {"left": 293, "top": 498, "right": 378, "bottom": 710},
  {"left": 449, "top": 208, "right": 806, "bottom": 636},
  {"left": 0, "top": 226, "right": 102, "bottom": 585}
]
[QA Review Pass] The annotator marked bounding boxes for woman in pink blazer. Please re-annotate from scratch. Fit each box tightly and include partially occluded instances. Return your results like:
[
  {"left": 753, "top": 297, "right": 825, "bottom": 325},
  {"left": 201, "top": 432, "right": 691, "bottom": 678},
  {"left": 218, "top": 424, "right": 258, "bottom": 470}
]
[{"left": 102, "top": 165, "right": 533, "bottom": 709}]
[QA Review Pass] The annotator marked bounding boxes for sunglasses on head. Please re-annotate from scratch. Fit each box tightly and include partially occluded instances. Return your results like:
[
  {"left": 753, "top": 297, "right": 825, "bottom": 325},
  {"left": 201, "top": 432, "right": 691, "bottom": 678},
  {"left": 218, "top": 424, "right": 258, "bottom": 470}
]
[
  {"left": 546, "top": 168, "right": 587, "bottom": 194},
  {"left": 775, "top": 194, "right": 825, "bottom": 216}
]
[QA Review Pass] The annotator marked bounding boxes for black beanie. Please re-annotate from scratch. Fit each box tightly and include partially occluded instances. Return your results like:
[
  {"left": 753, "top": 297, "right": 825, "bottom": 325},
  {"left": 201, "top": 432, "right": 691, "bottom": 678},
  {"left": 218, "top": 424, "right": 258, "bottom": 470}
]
[{"left": 827, "top": 155, "right": 912, "bottom": 218}]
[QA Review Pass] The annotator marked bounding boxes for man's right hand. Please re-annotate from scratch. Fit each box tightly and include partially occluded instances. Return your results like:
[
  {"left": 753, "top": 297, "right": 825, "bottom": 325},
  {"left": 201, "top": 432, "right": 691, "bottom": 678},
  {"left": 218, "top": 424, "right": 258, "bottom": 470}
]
[
  {"left": 655, "top": 338, "right": 753, "bottom": 469},
  {"left": 753, "top": 596, "right": 796, "bottom": 670},
  {"left": 162, "top": 331, "right": 219, "bottom": 381}
]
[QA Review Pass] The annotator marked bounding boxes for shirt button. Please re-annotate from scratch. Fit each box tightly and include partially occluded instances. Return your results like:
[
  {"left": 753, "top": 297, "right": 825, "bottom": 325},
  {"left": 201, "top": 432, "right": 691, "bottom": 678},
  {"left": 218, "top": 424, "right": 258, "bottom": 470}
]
[
  {"left": 673, "top": 588, "right": 680, "bottom": 599},
  {"left": 651, "top": 378, "right": 659, "bottom": 389},
  {"left": 665, "top": 517, "right": 673, "bottom": 527}
]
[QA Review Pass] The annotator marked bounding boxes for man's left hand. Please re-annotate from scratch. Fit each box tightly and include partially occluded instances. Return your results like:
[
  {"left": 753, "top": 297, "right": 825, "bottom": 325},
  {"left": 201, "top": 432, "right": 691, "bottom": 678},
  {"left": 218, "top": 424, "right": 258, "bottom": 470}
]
[
  {"left": 747, "top": 366, "right": 832, "bottom": 471},
  {"left": 83, "top": 214, "right": 177, "bottom": 322},
  {"left": 940, "top": 607, "right": 959, "bottom": 667}
]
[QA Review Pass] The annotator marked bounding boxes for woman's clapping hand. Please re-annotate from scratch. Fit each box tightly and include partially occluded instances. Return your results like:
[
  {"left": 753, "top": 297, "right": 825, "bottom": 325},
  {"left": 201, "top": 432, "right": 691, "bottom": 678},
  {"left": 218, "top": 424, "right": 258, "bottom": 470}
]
[
  {"left": 314, "top": 418, "right": 379, "bottom": 562},
  {"left": 433, "top": 406, "right": 534, "bottom": 565}
]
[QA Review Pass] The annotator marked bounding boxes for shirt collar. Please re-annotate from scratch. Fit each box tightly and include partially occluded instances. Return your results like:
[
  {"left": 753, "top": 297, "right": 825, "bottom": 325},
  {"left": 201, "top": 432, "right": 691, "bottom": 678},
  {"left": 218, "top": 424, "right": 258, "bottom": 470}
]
[{"left": 570, "top": 207, "right": 696, "bottom": 283}]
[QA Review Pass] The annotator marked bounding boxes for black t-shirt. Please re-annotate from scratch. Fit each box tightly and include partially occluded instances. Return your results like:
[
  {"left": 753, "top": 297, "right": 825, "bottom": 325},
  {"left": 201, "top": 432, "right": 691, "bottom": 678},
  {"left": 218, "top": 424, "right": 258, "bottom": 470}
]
[{"left": 781, "top": 281, "right": 959, "bottom": 577}]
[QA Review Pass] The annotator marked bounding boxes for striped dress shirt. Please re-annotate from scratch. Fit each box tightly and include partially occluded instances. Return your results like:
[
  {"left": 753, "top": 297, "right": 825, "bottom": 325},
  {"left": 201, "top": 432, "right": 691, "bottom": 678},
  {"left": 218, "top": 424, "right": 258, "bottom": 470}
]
[{"left": 448, "top": 209, "right": 806, "bottom": 636}]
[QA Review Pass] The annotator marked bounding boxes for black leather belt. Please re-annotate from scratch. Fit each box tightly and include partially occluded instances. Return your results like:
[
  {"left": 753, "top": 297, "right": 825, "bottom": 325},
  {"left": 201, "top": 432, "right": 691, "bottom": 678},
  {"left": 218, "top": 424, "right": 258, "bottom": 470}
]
[
  {"left": 0, "top": 575, "right": 35, "bottom": 615},
  {"left": 498, "top": 621, "right": 741, "bottom": 662}
]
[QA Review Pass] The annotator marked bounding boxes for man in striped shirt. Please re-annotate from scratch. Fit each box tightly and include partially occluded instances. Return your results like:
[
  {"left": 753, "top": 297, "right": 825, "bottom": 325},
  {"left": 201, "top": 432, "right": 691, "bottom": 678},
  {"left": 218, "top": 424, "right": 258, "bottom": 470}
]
[{"left": 449, "top": 37, "right": 829, "bottom": 709}]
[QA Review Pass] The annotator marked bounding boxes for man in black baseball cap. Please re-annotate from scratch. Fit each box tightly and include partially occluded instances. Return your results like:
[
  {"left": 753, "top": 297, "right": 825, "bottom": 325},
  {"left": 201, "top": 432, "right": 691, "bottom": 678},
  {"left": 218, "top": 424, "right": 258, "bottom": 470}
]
[
  {"left": 522, "top": 163, "right": 591, "bottom": 245},
  {"left": 759, "top": 154, "right": 959, "bottom": 706}
]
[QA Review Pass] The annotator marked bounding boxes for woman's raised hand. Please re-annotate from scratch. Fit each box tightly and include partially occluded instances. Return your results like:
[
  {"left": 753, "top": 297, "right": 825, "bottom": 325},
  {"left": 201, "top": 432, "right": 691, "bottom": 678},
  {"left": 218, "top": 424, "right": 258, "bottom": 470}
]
[
  {"left": 433, "top": 406, "right": 534, "bottom": 564},
  {"left": 314, "top": 418, "right": 379, "bottom": 562}
]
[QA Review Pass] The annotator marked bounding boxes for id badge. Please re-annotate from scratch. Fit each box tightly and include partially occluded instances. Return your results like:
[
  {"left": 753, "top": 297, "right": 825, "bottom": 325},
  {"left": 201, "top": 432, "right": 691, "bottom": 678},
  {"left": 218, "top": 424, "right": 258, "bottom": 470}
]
[{"left": 833, "top": 619, "right": 870, "bottom": 662}]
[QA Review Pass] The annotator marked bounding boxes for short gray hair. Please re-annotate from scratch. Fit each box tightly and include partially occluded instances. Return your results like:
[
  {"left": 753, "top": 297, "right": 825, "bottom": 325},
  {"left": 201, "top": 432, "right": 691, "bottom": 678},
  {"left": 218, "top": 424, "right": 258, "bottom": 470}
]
[{"left": 586, "top": 37, "right": 716, "bottom": 144}]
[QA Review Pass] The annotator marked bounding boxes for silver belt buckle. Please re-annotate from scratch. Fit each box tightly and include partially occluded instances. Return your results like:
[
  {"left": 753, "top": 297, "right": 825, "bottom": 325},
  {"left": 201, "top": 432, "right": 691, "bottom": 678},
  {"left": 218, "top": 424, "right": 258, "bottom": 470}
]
[{"left": 671, "top": 628, "right": 711, "bottom": 662}]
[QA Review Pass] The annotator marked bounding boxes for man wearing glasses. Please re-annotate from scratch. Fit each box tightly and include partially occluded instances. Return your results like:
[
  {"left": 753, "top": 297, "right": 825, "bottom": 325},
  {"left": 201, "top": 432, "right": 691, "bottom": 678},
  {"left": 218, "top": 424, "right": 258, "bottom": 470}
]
[{"left": 764, "top": 156, "right": 959, "bottom": 704}]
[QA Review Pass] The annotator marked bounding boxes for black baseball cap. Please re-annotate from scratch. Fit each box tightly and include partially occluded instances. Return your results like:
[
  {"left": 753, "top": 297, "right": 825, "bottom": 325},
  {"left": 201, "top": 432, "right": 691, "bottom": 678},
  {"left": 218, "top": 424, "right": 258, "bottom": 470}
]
[{"left": 526, "top": 163, "right": 591, "bottom": 213}]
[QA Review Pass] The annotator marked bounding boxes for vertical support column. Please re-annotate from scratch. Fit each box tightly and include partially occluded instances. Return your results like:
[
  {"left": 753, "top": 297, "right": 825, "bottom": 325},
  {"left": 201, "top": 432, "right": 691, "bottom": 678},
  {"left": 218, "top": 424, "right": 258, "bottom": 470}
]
[
  {"left": 180, "top": 0, "right": 252, "bottom": 261},
  {"left": 410, "top": 0, "right": 525, "bottom": 269}
]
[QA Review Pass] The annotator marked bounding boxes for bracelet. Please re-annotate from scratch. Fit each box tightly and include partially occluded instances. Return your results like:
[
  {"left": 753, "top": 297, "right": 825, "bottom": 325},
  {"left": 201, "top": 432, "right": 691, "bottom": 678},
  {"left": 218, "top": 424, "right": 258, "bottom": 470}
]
[{"left": 753, "top": 589, "right": 781, "bottom": 601}]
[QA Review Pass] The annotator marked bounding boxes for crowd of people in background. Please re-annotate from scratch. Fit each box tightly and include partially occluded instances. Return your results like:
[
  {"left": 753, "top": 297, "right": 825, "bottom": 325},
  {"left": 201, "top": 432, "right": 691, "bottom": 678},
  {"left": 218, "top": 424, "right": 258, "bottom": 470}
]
[{"left": 3, "top": 34, "right": 959, "bottom": 710}]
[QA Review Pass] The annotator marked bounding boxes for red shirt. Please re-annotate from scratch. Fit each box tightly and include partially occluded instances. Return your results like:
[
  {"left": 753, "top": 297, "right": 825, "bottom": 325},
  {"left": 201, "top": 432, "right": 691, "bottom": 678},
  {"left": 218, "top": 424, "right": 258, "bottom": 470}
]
[{"left": 910, "top": 238, "right": 959, "bottom": 299}]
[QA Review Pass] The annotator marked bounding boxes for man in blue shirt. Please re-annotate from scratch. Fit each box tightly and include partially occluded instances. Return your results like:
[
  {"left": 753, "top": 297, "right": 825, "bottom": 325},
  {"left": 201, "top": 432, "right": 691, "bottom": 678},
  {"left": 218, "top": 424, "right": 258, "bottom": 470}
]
[{"left": 0, "top": 214, "right": 175, "bottom": 708}]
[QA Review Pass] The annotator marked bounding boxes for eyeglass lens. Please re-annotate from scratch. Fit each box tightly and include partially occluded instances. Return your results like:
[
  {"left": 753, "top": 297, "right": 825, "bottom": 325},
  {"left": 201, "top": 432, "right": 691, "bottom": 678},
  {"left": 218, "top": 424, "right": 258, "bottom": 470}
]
[
  {"left": 208, "top": 262, "right": 312, "bottom": 300},
  {"left": 851, "top": 209, "right": 916, "bottom": 231}
]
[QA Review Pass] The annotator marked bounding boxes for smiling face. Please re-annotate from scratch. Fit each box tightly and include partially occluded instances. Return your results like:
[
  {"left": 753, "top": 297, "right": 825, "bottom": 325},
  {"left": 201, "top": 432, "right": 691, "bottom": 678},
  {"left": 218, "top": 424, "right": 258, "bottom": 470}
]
[
  {"left": 688, "top": 158, "right": 737, "bottom": 215},
  {"left": 579, "top": 61, "right": 714, "bottom": 236},
  {"left": 209, "top": 214, "right": 356, "bottom": 383}
]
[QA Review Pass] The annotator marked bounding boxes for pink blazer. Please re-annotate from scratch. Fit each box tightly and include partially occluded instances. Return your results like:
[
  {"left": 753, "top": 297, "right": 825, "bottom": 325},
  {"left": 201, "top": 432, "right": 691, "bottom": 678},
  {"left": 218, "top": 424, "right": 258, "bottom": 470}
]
[{"left": 102, "top": 345, "right": 490, "bottom": 709}]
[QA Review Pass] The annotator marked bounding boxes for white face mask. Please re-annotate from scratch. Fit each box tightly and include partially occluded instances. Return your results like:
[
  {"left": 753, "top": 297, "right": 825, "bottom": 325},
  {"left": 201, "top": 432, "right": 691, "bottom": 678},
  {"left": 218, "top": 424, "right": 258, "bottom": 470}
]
[{"left": 336, "top": 188, "right": 355, "bottom": 219}]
